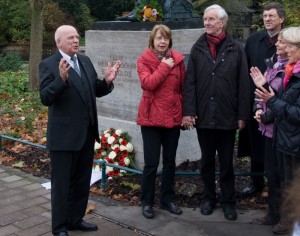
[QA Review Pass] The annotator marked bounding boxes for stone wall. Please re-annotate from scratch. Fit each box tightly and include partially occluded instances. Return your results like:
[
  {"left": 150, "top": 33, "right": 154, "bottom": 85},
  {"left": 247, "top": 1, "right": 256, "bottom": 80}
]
[{"left": 86, "top": 27, "right": 205, "bottom": 170}]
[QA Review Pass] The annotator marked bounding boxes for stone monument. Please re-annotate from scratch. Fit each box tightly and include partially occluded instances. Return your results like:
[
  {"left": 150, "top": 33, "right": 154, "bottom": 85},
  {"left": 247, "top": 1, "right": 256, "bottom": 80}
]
[
  {"left": 117, "top": 0, "right": 199, "bottom": 22},
  {"left": 85, "top": 2, "right": 204, "bottom": 170}
]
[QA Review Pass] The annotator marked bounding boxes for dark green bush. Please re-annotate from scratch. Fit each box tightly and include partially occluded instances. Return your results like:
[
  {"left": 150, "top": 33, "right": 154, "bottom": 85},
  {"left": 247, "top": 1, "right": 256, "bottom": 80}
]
[{"left": 0, "top": 52, "right": 23, "bottom": 71}]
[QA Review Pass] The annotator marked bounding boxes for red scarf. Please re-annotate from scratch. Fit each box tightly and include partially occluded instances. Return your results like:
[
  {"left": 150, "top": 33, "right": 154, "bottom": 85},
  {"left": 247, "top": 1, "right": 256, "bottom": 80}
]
[
  {"left": 283, "top": 63, "right": 294, "bottom": 90},
  {"left": 206, "top": 31, "right": 226, "bottom": 59}
]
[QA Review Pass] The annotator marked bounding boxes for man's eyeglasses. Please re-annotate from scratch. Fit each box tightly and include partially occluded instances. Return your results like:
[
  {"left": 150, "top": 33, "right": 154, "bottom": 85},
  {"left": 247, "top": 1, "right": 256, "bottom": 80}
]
[{"left": 263, "top": 14, "right": 279, "bottom": 19}]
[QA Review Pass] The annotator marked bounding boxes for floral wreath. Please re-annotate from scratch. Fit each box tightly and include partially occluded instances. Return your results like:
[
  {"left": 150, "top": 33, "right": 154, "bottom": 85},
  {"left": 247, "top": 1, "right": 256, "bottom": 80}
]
[
  {"left": 93, "top": 128, "right": 136, "bottom": 177},
  {"left": 135, "top": 0, "right": 163, "bottom": 22}
]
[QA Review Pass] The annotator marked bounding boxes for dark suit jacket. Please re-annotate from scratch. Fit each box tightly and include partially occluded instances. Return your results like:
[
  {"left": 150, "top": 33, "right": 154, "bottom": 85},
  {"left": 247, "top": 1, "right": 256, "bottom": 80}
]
[{"left": 39, "top": 51, "right": 112, "bottom": 151}]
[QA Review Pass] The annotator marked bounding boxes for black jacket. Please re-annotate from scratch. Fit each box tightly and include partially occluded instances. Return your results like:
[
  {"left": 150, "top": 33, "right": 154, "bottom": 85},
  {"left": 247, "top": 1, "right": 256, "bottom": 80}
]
[
  {"left": 39, "top": 52, "right": 113, "bottom": 151},
  {"left": 245, "top": 29, "right": 278, "bottom": 105},
  {"left": 267, "top": 73, "right": 300, "bottom": 156},
  {"left": 183, "top": 33, "right": 250, "bottom": 130}
]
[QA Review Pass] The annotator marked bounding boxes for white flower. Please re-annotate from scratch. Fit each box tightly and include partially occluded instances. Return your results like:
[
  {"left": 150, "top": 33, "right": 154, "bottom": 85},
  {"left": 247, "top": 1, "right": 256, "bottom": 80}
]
[
  {"left": 104, "top": 132, "right": 111, "bottom": 138},
  {"left": 120, "top": 145, "right": 127, "bottom": 151},
  {"left": 124, "top": 157, "right": 130, "bottom": 166},
  {"left": 94, "top": 165, "right": 101, "bottom": 172},
  {"left": 111, "top": 144, "right": 119, "bottom": 150},
  {"left": 126, "top": 143, "right": 133, "bottom": 152},
  {"left": 119, "top": 138, "right": 123, "bottom": 144},
  {"left": 106, "top": 166, "right": 114, "bottom": 173},
  {"left": 94, "top": 142, "right": 101, "bottom": 150},
  {"left": 120, "top": 170, "right": 127, "bottom": 176},
  {"left": 107, "top": 136, "right": 115, "bottom": 144},
  {"left": 20, "top": 116, "right": 26, "bottom": 121},
  {"left": 108, "top": 151, "right": 117, "bottom": 159},
  {"left": 115, "top": 129, "right": 123, "bottom": 136}
]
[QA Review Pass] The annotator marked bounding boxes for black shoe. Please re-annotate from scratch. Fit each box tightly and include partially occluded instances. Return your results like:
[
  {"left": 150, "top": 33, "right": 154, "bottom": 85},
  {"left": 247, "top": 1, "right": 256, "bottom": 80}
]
[
  {"left": 142, "top": 205, "right": 154, "bottom": 219},
  {"left": 223, "top": 205, "right": 237, "bottom": 221},
  {"left": 53, "top": 232, "right": 68, "bottom": 236},
  {"left": 68, "top": 220, "right": 98, "bottom": 231},
  {"left": 250, "top": 215, "right": 277, "bottom": 225},
  {"left": 242, "top": 185, "right": 263, "bottom": 196},
  {"left": 160, "top": 202, "right": 182, "bottom": 215},
  {"left": 200, "top": 200, "right": 215, "bottom": 215}
]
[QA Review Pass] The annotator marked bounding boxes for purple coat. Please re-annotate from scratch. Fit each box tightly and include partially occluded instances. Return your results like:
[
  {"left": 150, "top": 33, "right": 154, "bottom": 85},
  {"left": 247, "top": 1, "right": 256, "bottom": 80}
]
[{"left": 256, "top": 56, "right": 288, "bottom": 138}]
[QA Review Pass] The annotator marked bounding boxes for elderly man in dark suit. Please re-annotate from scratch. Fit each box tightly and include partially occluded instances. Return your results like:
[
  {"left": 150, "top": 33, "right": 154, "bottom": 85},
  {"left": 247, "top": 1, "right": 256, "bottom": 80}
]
[{"left": 39, "top": 25, "right": 121, "bottom": 236}]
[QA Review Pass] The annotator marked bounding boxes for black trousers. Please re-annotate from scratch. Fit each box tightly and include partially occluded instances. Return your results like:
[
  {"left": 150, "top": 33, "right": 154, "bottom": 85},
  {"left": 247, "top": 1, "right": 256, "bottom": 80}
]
[
  {"left": 282, "top": 152, "right": 300, "bottom": 186},
  {"left": 248, "top": 119, "right": 265, "bottom": 189},
  {"left": 264, "top": 137, "right": 282, "bottom": 222},
  {"left": 50, "top": 125, "right": 94, "bottom": 234},
  {"left": 197, "top": 128, "right": 236, "bottom": 205},
  {"left": 140, "top": 126, "right": 180, "bottom": 206}
]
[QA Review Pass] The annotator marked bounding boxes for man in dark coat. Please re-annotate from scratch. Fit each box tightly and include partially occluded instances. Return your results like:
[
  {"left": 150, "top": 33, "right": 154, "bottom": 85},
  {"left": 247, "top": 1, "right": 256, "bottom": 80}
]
[
  {"left": 239, "top": 2, "right": 285, "bottom": 196},
  {"left": 182, "top": 4, "right": 250, "bottom": 221},
  {"left": 39, "top": 25, "right": 121, "bottom": 236}
]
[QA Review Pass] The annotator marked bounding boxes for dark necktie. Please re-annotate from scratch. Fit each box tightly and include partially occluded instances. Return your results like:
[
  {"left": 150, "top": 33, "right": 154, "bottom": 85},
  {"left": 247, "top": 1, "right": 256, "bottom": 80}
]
[{"left": 70, "top": 56, "right": 81, "bottom": 76}]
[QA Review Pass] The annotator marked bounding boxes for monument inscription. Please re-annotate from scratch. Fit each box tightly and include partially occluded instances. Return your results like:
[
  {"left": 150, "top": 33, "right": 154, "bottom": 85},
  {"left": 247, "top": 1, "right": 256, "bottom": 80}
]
[{"left": 86, "top": 27, "right": 204, "bottom": 169}]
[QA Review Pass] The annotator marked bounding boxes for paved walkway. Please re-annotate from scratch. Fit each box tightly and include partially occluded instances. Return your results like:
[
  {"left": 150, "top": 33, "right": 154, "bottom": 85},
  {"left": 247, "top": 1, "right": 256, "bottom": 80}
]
[{"left": 0, "top": 165, "right": 288, "bottom": 236}]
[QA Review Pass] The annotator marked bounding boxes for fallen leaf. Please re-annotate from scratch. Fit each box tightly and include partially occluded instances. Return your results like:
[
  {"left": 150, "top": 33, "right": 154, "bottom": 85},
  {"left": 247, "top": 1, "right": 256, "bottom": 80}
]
[
  {"left": 12, "top": 161, "right": 25, "bottom": 168},
  {"left": 85, "top": 202, "right": 96, "bottom": 214}
]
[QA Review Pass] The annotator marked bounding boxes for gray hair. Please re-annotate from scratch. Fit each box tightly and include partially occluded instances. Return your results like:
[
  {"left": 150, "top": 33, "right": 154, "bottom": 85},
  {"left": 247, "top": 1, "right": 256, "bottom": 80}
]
[
  {"left": 54, "top": 25, "right": 75, "bottom": 42},
  {"left": 204, "top": 4, "right": 228, "bottom": 21},
  {"left": 283, "top": 27, "right": 300, "bottom": 47},
  {"left": 204, "top": 4, "right": 228, "bottom": 28}
]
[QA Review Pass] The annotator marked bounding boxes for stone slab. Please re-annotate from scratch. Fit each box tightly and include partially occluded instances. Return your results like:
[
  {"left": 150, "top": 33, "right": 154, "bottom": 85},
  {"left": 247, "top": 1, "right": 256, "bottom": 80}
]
[
  {"left": 92, "top": 19, "right": 203, "bottom": 31},
  {"left": 86, "top": 26, "right": 204, "bottom": 169},
  {"left": 1, "top": 175, "right": 22, "bottom": 182}
]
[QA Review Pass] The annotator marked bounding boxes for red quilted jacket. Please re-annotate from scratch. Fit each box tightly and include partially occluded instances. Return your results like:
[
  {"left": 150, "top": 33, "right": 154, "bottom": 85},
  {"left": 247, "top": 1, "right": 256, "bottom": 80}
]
[{"left": 136, "top": 48, "right": 185, "bottom": 128}]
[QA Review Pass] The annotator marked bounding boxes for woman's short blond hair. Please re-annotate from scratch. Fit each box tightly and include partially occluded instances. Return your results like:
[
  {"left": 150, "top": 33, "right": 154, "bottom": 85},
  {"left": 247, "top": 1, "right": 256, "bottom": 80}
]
[
  {"left": 148, "top": 24, "right": 172, "bottom": 50},
  {"left": 283, "top": 27, "right": 300, "bottom": 47}
]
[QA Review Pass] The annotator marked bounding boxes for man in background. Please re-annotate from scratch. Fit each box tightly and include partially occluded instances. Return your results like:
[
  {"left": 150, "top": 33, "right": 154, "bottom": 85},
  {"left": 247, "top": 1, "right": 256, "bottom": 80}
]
[{"left": 239, "top": 2, "right": 285, "bottom": 196}]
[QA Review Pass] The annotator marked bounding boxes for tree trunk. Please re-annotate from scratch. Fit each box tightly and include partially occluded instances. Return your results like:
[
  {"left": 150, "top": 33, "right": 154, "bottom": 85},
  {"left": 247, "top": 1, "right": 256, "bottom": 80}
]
[{"left": 28, "top": 0, "right": 45, "bottom": 91}]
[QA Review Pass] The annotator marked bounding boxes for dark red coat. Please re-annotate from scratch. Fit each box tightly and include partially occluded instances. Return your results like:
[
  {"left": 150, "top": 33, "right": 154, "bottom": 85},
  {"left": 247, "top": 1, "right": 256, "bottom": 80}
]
[{"left": 136, "top": 48, "right": 185, "bottom": 128}]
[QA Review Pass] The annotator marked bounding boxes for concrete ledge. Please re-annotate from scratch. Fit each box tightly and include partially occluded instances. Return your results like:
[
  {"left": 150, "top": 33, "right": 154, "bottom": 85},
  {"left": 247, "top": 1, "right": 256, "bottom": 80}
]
[{"left": 92, "top": 19, "right": 203, "bottom": 31}]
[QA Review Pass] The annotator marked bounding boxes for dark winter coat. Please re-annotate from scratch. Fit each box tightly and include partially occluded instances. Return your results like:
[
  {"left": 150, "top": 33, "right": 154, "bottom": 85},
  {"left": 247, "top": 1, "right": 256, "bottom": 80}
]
[
  {"left": 267, "top": 73, "right": 300, "bottom": 156},
  {"left": 183, "top": 33, "right": 250, "bottom": 130},
  {"left": 136, "top": 48, "right": 185, "bottom": 128},
  {"left": 245, "top": 29, "right": 278, "bottom": 103}
]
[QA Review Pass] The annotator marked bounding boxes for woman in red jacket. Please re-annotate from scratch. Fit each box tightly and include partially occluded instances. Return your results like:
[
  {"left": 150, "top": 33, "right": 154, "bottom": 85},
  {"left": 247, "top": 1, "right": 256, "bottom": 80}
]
[{"left": 137, "top": 24, "right": 186, "bottom": 219}]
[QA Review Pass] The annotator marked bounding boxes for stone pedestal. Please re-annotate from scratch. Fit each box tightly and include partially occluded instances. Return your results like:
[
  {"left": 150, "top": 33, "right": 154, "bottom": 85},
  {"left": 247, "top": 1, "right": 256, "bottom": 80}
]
[{"left": 86, "top": 21, "right": 204, "bottom": 170}]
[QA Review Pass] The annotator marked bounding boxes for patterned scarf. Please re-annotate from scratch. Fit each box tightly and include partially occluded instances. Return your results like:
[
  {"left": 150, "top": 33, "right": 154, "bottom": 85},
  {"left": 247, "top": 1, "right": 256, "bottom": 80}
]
[
  {"left": 283, "top": 60, "right": 300, "bottom": 89},
  {"left": 152, "top": 49, "right": 172, "bottom": 61},
  {"left": 264, "top": 32, "right": 278, "bottom": 48},
  {"left": 206, "top": 31, "right": 226, "bottom": 59}
]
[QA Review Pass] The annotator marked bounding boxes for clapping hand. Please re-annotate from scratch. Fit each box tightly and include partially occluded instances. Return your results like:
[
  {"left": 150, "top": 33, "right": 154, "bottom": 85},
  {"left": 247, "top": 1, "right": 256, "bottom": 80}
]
[
  {"left": 254, "top": 86, "right": 275, "bottom": 103},
  {"left": 250, "top": 67, "right": 267, "bottom": 88},
  {"left": 105, "top": 60, "right": 122, "bottom": 84}
]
